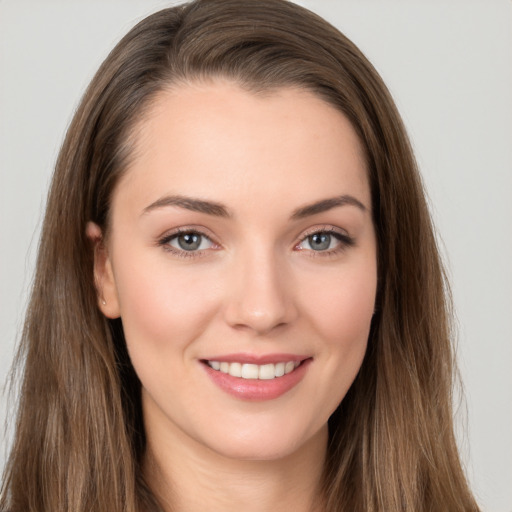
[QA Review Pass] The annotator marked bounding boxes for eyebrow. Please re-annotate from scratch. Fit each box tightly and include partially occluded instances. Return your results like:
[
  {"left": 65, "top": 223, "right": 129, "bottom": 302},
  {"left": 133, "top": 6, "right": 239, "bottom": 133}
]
[
  {"left": 141, "top": 193, "right": 366, "bottom": 219},
  {"left": 290, "top": 195, "right": 367, "bottom": 220},
  {"left": 142, "top": 195, "right": 231, "bottom": 217}
]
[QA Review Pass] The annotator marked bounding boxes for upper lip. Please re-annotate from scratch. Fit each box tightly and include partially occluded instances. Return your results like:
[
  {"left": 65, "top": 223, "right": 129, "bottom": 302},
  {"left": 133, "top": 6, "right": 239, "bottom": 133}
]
[{"left": 201, "top": 353, "right": 311, "bottom": 365}]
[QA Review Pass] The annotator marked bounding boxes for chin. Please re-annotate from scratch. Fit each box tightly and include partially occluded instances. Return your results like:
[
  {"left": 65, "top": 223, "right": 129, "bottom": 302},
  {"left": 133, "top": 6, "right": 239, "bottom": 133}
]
[{"left": 199, "top": 422, "right": 328, "bottom": 463}]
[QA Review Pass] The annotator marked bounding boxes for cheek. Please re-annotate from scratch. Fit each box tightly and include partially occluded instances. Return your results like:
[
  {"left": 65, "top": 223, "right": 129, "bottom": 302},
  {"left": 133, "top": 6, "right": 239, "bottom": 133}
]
[
  {"left": 289, "top": 257, "right": 377, "bottom": 431},
  {"left": 304, "top": 261, "right": 377, "bottom": 349},
  {"left": 112, "top": 254, "right": 221, "bottom": 354}
]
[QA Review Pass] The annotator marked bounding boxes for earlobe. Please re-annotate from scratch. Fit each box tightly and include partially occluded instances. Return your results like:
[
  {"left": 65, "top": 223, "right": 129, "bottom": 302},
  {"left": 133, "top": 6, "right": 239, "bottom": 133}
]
[{"left": 86, "top": 221, "right": 121, "bottom": 319}]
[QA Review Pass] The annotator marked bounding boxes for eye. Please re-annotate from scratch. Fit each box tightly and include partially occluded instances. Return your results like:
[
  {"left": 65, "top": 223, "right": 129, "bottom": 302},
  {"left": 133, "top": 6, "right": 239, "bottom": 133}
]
[
  {"left": 162, "top": 230, "right": 215, "bottom": 252},
  {"left": 304, "top": 232, "right": 335, "bottom": 251},
  {"left": 295, "top": 229, "right": 354, "bottom": 253}
]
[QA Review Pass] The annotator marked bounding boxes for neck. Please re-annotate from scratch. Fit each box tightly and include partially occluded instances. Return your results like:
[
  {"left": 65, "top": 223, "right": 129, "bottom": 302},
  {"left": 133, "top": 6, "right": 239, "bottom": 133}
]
[{"left": 143, "top": 418, "right": 327, "bottom": 512}]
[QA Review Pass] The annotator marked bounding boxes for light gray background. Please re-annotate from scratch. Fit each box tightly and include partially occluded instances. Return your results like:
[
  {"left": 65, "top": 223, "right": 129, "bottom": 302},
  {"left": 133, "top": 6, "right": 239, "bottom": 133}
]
[{"left": 0, "top": 1, "right": 510, "bottom": 511}]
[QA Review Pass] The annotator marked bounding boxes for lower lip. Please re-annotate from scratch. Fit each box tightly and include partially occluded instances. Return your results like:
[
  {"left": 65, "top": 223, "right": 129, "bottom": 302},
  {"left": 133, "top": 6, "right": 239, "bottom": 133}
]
[{"left": 202, "top": 359, "right": 311, "bottom": 401}]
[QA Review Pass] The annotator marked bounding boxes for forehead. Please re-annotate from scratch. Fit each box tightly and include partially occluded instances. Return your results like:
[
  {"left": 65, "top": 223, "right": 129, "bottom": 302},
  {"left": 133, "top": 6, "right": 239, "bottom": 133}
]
[{"left": 113, "top": 80, "right": 370, "bottom": 216}]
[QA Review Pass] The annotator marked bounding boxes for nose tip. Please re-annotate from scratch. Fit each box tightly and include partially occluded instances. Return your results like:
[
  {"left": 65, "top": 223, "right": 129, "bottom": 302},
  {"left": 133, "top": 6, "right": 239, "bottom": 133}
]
[
  {"left": 228, "top": 304, "right": 288, "bottom": 336},
  {"left": 223, "top": 254, "right": 297, "bottom": 335}
]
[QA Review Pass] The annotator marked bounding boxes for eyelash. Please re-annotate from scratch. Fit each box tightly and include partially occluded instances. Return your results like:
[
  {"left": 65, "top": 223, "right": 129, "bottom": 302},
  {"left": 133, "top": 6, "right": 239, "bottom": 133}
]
[
  {"left": 157, "top": 226, "right": 355, "bottom": 259},
  {"left": 295, "top": 227, "right": 355, "bottom": 258},
  {"left": 157, "top": 227, "right": 218, "bottom": 259}
]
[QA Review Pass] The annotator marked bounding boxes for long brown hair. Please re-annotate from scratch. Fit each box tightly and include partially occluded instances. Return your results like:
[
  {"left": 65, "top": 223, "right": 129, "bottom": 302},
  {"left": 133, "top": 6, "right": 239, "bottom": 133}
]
[{"left": 1, "top": 1, "right": 480, "bottom": 511}]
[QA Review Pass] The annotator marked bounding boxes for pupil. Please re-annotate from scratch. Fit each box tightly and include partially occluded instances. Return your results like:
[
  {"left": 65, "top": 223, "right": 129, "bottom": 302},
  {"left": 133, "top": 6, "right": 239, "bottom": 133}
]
[
  {"left": 310, "top": 233, "right": 330, "bottom": 251},
  {"left": 178, "top": 233, "right": 201, "bottom": 251}
]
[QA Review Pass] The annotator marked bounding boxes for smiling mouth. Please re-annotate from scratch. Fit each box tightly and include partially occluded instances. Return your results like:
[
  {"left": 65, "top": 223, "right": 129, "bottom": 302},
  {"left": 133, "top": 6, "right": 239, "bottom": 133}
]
[{"left": 205, "top": 360, "right": 302, "bottom": 380}]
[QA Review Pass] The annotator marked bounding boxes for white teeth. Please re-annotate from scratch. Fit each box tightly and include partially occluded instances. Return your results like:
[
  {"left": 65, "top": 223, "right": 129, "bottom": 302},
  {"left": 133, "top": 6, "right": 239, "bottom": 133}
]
[
  {"left": 241, "top": 363, "right": 259, "bottom": 379},
  {"left": 228, "top": 362, "right": 242, "bottom": 378},
  {"left": 285, "top": 361, "right": 295, "bottom": 374},
  {"left": 275, "top": 362, "right": 285, "bottom": 377},
  {"left": 258, "top": 364, "right": 275, "bottom": 380},
  {"left": 207, "top": 360, "right": 301, "bottom": 379}
]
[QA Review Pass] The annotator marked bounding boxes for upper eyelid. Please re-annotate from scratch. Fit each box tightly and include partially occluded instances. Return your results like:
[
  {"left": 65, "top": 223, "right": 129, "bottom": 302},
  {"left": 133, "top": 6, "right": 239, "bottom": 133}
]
[
  {"left": 297, "top": 225, "right": 351, "bottom": 241},
  {"left": 158, "top": 226, "right": 218, "bottom": 243}
]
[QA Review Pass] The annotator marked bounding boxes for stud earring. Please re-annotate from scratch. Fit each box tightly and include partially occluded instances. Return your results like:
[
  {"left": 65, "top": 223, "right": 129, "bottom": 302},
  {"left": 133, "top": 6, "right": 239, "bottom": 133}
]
[{"left": 101, "top": 299, "right": 106, "bottom": 305}]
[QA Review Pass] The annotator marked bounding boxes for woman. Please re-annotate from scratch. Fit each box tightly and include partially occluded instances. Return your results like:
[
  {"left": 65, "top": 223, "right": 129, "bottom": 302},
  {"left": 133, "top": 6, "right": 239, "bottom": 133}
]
[{"left": 0, "top": 1, "right": 481, "bottom": 511}]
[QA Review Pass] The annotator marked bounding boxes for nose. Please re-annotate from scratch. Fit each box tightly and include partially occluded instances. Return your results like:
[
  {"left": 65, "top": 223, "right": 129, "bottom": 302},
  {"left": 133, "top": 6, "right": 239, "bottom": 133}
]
[{"left": 223, "top": 248, "right": 298, "bottom": 336}]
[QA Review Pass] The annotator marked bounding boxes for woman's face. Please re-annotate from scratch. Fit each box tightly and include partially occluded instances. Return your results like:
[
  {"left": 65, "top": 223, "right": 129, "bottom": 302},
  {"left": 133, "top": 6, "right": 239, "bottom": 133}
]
[{"left": 94, "top": 81, "right": 377, "bottom": 461}]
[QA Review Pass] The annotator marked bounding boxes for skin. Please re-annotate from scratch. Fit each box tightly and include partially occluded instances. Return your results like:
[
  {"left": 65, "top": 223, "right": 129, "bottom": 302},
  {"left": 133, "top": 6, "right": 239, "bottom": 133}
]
[{"left": 88, "top": 80, "right": 377, "bottom": 512}]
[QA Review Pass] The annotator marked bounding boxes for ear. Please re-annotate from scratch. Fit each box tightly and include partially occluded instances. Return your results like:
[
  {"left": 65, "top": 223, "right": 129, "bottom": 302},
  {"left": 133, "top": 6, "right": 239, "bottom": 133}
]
[{"left": 86, "top": 222, "right": 121, "bottom": 319}]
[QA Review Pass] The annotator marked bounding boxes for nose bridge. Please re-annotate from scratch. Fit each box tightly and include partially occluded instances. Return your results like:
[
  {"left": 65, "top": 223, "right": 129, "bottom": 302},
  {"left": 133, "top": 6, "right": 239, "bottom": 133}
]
[{"left": 224, "top": 241, "right": 295, "bottom": 334}]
